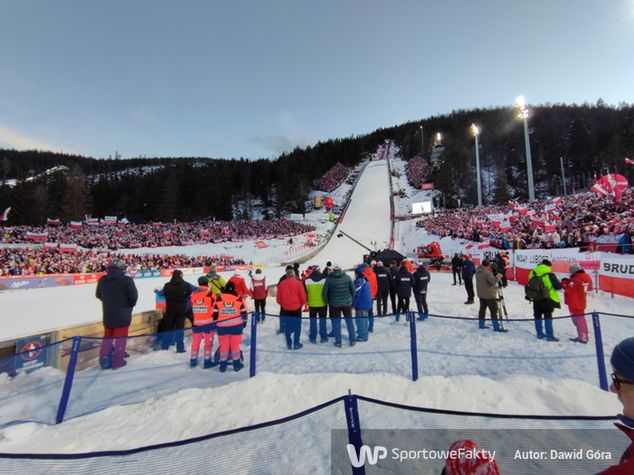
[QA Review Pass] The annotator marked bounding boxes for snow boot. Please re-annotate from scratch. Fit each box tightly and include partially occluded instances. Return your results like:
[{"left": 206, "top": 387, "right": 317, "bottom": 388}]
[
  {"left": 233, "top": 360, "right": 244, "bottom": 372},
  {"left": 176, "top": 343, "right": 186, "bottom": 354},
  {"left": 219, "top": 361, "right": 228, "bottom": 373},
  {"left": 534, "top": 320, "right": 545, "bottom": 339},
  {"left": 492, "top": 319, "right": 508, "bottom": 333},
  {"left": 190, "top": 358, "right": 198, "bottom": 368},
  {"left": 203, "top": 359, "right": 216, "bottom": 369},
  {"left": 569, "top": 337, "right": 588, "bottom": 344},
  {"left": 478, "top": 319, "right": 489, "bottom": 329},
  {"left": 544, "top": 319, "right": 559, "bottom": 342},
  {"left": 294, "top": 343, "right": 303, "bottom": 350},
  {"left": 99, "top": 355, "right": 112, "bottom": 370},
  {"left": 417, "top": 313, "right": 428, "bottom": 321},
  {"left": 395, "top": 313, "right": 400, "bottom": 322}
]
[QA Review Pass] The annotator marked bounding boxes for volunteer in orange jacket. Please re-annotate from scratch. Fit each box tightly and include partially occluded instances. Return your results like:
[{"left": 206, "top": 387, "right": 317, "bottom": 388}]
[
  {"left": 561, "top": 264, "right": 594, "bottom": 343},
  {"left": 189, "top": 276, "right": 217, "bottom": 369},
  {"left": 212, "top": 281, "right": 247, "bottom": 372}
]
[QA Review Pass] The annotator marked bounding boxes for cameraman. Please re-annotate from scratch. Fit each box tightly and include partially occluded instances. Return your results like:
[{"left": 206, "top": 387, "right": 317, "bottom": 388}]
[{"left": 475, "top": 259, "right": 507, "bottom": 332}]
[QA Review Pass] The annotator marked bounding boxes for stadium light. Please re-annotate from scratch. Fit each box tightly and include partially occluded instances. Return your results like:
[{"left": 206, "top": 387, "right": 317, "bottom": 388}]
[
  {"left": 471, "top": 124, "right": 483, "bottom": 207},
  {"left": 515, "top": 95, "right": 536, "bottom": 201}
]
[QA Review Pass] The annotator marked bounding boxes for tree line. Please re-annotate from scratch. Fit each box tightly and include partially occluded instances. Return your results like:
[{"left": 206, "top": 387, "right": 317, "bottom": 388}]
[{"left": 1, "top": 102, "right": 633, "bottom": 224}]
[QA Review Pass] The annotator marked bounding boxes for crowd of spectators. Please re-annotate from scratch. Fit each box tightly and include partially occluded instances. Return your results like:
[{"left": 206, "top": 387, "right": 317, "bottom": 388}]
[
  {"left": 0, "top": 248, "right": 244, "bottom": 276},
  {"left": 418, "top": 188, "right": 634, "bottom": 252},
  {"left": 0, "top": 219, "right": 315, "bottom": 250},
  {"left": 312, "top": 162, "right": 348, "bottom": 192},
  {"left": 405, "top": 156, "right": 433, "bottom": 188}
]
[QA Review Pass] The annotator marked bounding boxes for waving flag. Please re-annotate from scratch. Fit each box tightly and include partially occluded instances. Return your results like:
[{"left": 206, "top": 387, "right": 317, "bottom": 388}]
[
  {"left": 0, "top": 207, "right": 10, "bottom": 222},
  {"left": 625, "top": 158, "right": 633, "bottom": 165}
]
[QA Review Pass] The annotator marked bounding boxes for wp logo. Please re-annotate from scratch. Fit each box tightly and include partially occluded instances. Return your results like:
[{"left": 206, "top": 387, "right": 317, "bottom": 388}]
[{"left": 346, "top": 444, "right": 388, "bottom": 467}]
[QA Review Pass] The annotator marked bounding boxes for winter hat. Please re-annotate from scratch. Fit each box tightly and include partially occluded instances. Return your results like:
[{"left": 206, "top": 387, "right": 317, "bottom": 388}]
[
  {"left": 209, "top": 263, "right": 217, "bottom": 271},
  {"left": 569, "top": 264, "right": 581, "bottom": 274},
  {"left": 542, "top": 259, "right": 552, "bottom": 267},
  {"left": 110, "top": 258, "right": 125, "bottom": 269},
  {"left": 611, "top": 337, "right": 634, "bottom": 384},
  {"left": 172, "top": 269, "right": 183, "bottom": 278},
  {"left": 285, "top": 265, "right": 294, "bottom": 271},
  {"left": 444, "top": 439, "right": 500, "bottom": 475},
  {"left": 355, "top": 265, "right": 366, "bottom": 275},
  {"left": 311, "top": 264, "right": 320, "bottom": 270},
  {"left": 332, "top": 262, "right": 341, "bottom": 270},
  {"left": 197, "top": 276, "right": 209, "bottom": 286},
  {"left": 255, "top": 268, "right": 262, "bottom": 274},
  {"left": 370, "top": 260, "right": 377, "bottom": 266},
  {"left": 223, "top": 281, "right": 236, "bottom": 294},
  {"left": 377, "top": 261, "right": 383, "bottom": 267},
  {"left": 326, "top": 261, "right": 332, "bottom": 267}
]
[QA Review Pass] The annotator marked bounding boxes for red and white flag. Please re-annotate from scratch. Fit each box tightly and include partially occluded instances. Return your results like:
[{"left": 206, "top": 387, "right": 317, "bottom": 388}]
[
  {"left": 59, "top": 243, "right": 78, "bottom": 253},
  {"left": 47, "top": 218, "right": 61, "bottom": 226},
  {"left": 0, "top": 207, "right": 10, "bottom": 221},
  {"left": 625, "top": 157, "right": 634, "bottom": 165},
  {"left": 551, "top": 197, "right": 563, "bottom": 205},
  {"left": 26, "top": 231, "right": 48, "bottom": 241},
  {"left": 69, "top": 221, "right": 83, "bottom": 229},
  {"left": 86, "top": 218, "right": 100, "bottom": 226},
  {"left": 103, "top": 216, "right": 117, "bottom": 224}
]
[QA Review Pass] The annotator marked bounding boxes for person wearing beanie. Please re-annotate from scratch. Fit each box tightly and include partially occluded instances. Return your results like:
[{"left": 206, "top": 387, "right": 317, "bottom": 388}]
[
  {"left": 374, "top": 260, "right": 390, "bottom": 317},
  {"left": 250, "top": 268, "right": 268, "bottom": 324},
  {"left": 206, "top": 265, "right": 227, "bottom": 296},
  {"left": 395, "top": 260, "right": 414, "bottom": 322},
  {"left": 413, "top": 262, "right": 431, "bottom": 321},
  {"left": 212, "top": 281, "right": 247, "bottom": 372},
  {"left": 596, "top": 338, "right": 634, "bottom": 474},
  {"left": 158, "top": 269, "right": 194, "bottom": 353},
  {"left": 352, "top": 265, "right": 372, "bottom": 342},
  {"left": 96, "top": 259, "right": 138, "bottom": 370},
  {"left": 461, "top": 255, "right": 476, "bottom": 305},
  {"left": 526, "top": 258, "right": 563, "bottom": 341},
  {"left": 323, "top": 264, "right": 356, "bottom": 347},
  {"left": 276, "top": 266, "right": 307, "bottom": 350},
  {"left": 189, "top": 276, "right": 217, "bottom": 368},
  {"left": 361, "top": 263, "right": 378, "bottom": 333},
  {"left": 305, "top": 265, "right": 328, "bottom": 343},
  {"left": 561, "top": 263, "right": 594, "bottom": 343}
]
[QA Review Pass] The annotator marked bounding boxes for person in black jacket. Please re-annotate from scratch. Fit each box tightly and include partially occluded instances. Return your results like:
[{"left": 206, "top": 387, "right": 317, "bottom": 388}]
[
  {"left": 96, "top": 259, "right": 138, "bottom": 369},
  {"left": 374, "top": 261, "right": 390, "bottom": 316},
  {"left": 413, "top": 263, "right": 431, "bottom": 320},
  {"left": 388, "top": 260, "right": 399, "bottom": 315},
  {"left": 461, "top": 255, "right": 476, "bottom": 304},
  {"left": 395, "top": 262, "right": 413, "bottom": 322},
  {"left": 160, "top": 269, "right": 193, "bottom": 352},
  {"left": 451, "top": 253, "right": 463, "bottom": 286}
]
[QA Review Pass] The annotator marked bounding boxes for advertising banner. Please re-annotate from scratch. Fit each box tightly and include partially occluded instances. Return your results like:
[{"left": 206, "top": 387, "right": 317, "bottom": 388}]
[
  {"left": 14, "top": 335, "right": 50, "bottom": 374},
  {"left": 0, "top": 275, "right": 74, "bottom": 291},
  {"left": 598, "top": 254, "right": 634, "bottom": 298}
]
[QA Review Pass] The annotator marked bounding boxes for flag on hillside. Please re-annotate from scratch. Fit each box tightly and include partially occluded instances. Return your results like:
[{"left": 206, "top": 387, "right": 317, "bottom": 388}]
[
  {"left": 0, "top": 207, "right": 10, "bottom": 222},
  {"left": 544, "top": 221, "right": 557, "bottom": 233},
  {"left": 551, "top": 197, "right": 563, "bottom": 205},
  {"left": 59, "top": 243, "right": 78, "bottom": 253},
  {"left": 25, "top": 232, "right": 48, "bottom": 241},
  {"left": 119, "top": 217, "right": 130, "bottom": 224},
  {"left": 625, "top": 157, "right": 634, "bottom": 165},
  {"left": 85, "top": 217, "right": 100, "bottom": 226},
  {"left": 47, "top": 218, "right": 61, "bottom": 226},
  {"left": 69, "top": 221, "right": 83, "bottom": 229},
  {"left": 508, "top": 200, "right": 518, "bottom": 209},
  {"left": 103, "top": 216, "right": 117, "bottom": 224}
]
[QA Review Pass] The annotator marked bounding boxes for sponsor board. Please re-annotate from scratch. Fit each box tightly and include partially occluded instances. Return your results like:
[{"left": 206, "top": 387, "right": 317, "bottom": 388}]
[{"left": 598, "top": 255, "right": 634, "bottom": 298}]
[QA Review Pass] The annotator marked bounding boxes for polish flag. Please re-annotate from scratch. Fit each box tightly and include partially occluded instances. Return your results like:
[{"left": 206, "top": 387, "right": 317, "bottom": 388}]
[
  {"left": 0, "top": 207, "right": 10, "bottom": 221},
  {"left": 625, "top": 158, "right": 634, "bottom": 165}
]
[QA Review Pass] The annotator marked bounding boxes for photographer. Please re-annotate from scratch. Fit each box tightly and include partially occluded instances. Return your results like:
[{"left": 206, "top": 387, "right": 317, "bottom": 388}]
[{"left": 475, "top": 259, "right": 507, "bottom": 332}]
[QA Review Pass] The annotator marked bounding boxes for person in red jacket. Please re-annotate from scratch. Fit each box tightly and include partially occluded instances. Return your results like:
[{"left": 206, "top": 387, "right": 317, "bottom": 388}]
[
  {"left": 228, "top": 272, "right": 253, "bottom": 301},
  {"left": 561, "top": 264, "right": 594, "bottom": 343},
  {"left": 250, "top": 268, "right": 268, "bottom": 323},
  {"left": 362, "top": 263, "right": 378, "bottom": 333},
  {"left": 276, "top": 266, "right": 307, "bottom": 350},
  {"left": 597, "top": 337, "right": 634, "bottom": 474}
]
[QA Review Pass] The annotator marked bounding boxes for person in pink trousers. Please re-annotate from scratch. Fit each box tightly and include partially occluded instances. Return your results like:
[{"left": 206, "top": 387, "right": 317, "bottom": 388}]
[
  {"left": 561, "top": 264, "right": 594, "bottom": 343},
  {"left": 189, "top": 276, "right": 217, "bottom": 368}
]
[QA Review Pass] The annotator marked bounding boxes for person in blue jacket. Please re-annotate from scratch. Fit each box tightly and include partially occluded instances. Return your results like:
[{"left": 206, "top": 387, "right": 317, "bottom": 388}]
[
  {"left": 461, "top": 255, "right": 476, "bottom": 304},
  {"left": 353, "top": 265, "right": 373, "bottom": 342}
]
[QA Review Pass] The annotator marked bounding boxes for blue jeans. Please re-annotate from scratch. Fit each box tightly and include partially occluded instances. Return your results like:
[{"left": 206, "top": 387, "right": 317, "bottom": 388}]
[
  {"left": 367, "top": 305, "right": 374, "bottom": 332},
  {"left": 309, "top": 306, "right": 328, "bottom": 341},
  {"left": 281, "top": 308, "right": 302, "bottom": 348},
  {"left": 355, "top": 309, "right": 369, "bottom": 340},
  {"left": 330, "top": 306, "right": 355, "bottom": 345}
]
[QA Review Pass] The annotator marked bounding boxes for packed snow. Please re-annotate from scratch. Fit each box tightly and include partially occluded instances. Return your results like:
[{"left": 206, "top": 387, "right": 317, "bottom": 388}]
[{"left": 0, "top": 148, "right": 631, "bottom": 459}]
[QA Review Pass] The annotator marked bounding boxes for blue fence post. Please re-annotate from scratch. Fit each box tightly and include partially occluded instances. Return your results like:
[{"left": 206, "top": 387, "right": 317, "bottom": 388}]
[
  {"left": 56, "top": 336, "right": 81, "bottom": 424},
  {"left": 408, "top": 311, "right": 419, "bottom": 381},
  {"left": 249, "top": 312, "right": 257, "bottom": 378},
  {"left": 344, "top": 394, "right": 366, "bottom": 475},
  {"left": 592, "top": 312, "right": 609, "bottom": 391}
]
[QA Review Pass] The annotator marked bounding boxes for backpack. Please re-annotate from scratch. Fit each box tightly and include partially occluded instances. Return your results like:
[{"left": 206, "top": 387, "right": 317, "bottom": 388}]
[{"left": 525, "top": 274, "right": 550, "bottom": 301}]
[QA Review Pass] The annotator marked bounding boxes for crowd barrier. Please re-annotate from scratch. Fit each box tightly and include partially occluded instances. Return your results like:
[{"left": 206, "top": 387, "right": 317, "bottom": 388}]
[
  {"left": 0, "top": 394, "right": 621, "bottom": 474},
  {"left": 1, "top": 310, "right": 629, "bottom": 430}
]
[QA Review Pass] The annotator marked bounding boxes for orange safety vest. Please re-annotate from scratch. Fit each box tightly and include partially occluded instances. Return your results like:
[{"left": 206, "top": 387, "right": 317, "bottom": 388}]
[
  {"left": 191, "top": 287, "right": 215, "bottom": 326},
  {"left": 213, "top": 293, "right": 245, "bottom": 327}
]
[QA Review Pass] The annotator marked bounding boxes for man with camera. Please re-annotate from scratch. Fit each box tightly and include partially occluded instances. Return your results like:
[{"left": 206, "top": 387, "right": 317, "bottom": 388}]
[{"left": 475, "top": 259, "right": 507, "bottom": 332}]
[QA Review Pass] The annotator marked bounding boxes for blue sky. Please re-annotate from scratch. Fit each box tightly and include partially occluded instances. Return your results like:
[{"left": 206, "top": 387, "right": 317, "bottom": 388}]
[{"left": 1, "top": 0, "right": 633, "bottom": 159}]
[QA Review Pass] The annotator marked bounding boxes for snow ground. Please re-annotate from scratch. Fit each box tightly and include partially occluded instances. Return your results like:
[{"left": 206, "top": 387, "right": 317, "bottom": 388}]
[{"left": 0, "top": 150, "right": 632, "bottom": 458}]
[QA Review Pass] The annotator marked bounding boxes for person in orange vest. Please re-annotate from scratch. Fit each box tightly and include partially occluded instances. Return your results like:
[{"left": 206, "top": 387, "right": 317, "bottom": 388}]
[
  {"left": 361, "top": 263, "right": 378, "bottom": 332},
  {"left": 212, "top": 281, "right": 247, "bottom": 372},
  {"left": 561, "top": 264, "right": 594, "bottom": 343},
  {"left": 189, "top": 276, "right": 217, "bottom": 368}
]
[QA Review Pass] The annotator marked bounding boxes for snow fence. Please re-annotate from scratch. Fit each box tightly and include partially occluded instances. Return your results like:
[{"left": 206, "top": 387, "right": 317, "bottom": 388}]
[
  {"left": 0, "top": 395, "right": 623, "bottom": 474},
  {"left": 0, "top": 311, "right": 628, "bottom": 428}
]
